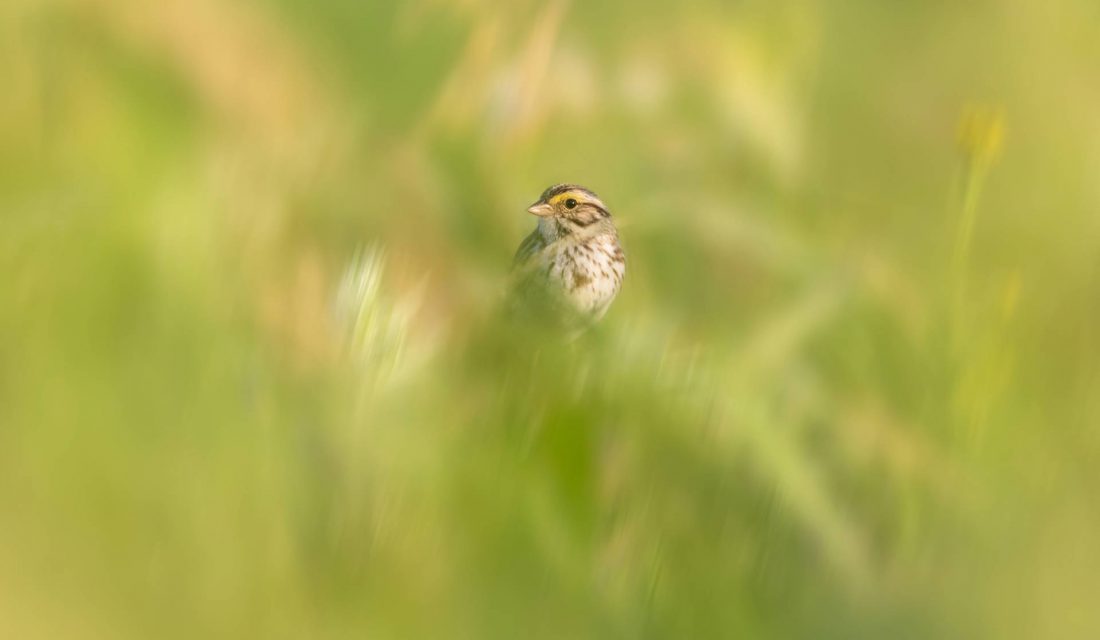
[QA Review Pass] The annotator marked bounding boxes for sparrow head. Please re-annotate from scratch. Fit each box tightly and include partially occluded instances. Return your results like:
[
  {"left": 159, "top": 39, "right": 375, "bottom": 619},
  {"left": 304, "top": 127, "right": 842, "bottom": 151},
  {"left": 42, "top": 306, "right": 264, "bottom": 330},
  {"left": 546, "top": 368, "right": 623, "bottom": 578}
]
[{"left": 526, "top": 183, "right": 611, "bottom": 229}]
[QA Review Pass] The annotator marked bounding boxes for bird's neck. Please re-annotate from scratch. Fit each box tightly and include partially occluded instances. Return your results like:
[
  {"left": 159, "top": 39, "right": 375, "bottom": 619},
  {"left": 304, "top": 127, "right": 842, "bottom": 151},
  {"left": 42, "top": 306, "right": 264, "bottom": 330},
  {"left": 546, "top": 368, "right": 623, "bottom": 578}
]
[
  {"left": 537, "top": 217, "right": 567, "bottom": 243},
  {"left": 539, "top": 217, "right": 614, "bottom": 241}
]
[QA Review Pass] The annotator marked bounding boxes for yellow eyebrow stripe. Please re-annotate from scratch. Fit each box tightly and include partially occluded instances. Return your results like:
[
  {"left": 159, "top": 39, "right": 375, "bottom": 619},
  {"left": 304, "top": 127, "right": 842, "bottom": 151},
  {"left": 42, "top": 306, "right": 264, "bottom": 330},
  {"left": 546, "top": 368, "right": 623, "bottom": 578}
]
[{"left": 548, "top": 192, "right": 583, "bottom": 205}]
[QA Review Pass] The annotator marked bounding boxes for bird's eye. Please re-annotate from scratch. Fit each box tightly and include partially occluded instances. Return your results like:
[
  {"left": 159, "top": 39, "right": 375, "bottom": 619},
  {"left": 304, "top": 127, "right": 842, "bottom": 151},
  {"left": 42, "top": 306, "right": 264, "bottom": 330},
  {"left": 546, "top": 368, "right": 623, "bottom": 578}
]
[{"left": 564, "top": 198, "right": 577, "bottom": 209}]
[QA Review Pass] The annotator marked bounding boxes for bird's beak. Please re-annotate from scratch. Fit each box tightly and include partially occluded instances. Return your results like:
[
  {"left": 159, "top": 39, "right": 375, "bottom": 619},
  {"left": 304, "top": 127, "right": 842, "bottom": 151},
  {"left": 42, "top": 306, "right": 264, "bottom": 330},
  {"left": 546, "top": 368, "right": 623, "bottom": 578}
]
[{"left": 526, "top": 201, "right": 554, "bottom": 217}]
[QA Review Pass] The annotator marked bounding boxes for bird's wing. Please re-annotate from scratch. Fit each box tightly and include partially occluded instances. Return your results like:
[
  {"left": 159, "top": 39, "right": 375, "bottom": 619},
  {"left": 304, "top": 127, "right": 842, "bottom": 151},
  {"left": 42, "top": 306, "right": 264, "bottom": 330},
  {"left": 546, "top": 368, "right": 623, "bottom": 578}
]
[
  {"left": 507, "top": 229, "right": 557, "bottom": 318},
  {"left": 511, "top": 229, "right": 545, "bottom": 270}
]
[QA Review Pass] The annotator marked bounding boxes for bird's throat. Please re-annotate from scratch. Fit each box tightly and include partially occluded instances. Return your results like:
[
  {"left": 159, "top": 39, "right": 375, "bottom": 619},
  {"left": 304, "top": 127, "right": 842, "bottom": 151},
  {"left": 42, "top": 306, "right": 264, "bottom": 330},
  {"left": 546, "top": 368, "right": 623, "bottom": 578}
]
[{"left": 538, "top": 216, "right": 568, "bottom": 242}]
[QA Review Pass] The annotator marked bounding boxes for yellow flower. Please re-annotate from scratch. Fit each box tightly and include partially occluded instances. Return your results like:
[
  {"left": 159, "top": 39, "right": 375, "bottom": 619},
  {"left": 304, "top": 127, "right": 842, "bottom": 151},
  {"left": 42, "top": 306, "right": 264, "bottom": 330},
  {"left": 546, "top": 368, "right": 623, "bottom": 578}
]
[{"left": 957, "top": 105, "right": 1006, "bottom": 166}]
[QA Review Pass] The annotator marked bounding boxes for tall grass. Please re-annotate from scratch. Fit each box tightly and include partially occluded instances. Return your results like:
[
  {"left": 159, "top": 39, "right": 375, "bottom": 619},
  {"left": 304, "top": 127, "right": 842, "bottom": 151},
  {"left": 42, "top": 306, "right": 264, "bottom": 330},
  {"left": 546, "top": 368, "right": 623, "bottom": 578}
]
[{"left": 3, "top": 0, "right": 1100, "bottom": 638}]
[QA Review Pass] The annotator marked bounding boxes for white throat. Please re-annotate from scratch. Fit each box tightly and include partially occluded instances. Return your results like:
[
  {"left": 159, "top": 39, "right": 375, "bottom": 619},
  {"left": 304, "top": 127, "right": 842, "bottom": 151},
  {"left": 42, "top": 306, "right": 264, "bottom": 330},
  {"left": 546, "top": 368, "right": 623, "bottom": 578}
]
[{"left": 537, "top": 217, "right": 565, "bottom": 243}]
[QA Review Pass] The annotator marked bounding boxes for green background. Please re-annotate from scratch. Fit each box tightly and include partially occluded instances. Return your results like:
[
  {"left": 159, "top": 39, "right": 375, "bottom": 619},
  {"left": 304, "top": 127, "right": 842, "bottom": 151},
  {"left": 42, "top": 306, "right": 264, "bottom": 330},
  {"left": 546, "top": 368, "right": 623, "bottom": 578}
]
[{"left": 3, "top": 0, "right": 1099, "bottom": 637}]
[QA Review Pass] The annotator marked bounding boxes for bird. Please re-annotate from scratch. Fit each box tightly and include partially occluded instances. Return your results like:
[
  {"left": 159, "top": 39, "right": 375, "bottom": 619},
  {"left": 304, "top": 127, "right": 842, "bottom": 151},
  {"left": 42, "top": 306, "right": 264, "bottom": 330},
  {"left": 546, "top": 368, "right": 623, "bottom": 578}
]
[{"left": 509, "top": 184, "right": 625, "bottom": 330}]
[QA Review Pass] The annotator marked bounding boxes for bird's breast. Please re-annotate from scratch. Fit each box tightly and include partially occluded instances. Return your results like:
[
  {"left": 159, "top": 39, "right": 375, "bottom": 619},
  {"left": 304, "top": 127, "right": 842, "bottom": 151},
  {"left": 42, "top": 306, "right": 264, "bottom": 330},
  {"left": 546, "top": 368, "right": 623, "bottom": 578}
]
[{"left": 546, "top": 235, "right": 624, "bottom": 318}]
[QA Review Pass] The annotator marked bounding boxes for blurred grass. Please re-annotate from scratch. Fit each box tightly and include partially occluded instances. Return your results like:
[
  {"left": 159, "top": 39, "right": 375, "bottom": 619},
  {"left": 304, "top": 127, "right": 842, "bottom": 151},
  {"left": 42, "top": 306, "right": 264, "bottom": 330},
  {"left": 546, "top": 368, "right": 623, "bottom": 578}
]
[{"left": 3, "top": 0, "right": 1100, "bottom": 638}]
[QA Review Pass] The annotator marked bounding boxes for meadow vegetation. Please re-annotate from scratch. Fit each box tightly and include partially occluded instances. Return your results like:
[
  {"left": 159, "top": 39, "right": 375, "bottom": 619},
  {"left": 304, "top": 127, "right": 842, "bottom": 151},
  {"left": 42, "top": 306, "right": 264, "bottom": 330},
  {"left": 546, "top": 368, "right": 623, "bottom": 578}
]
[{"left": 3, "top": 1, "right": 1100, "bottom": 637}]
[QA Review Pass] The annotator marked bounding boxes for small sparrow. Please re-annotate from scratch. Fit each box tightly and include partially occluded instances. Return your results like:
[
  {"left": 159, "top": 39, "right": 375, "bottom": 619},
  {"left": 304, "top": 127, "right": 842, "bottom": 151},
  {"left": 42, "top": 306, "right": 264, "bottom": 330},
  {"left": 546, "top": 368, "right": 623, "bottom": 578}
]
[{"left": 510, "top": 184, "right": 625, "bottom": 328}]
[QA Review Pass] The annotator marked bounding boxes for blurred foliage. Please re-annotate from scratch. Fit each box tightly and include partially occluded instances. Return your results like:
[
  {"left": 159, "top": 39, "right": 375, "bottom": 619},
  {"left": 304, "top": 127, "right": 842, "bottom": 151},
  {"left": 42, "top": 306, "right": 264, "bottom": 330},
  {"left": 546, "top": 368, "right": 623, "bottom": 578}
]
[{"left": 3, "top": 0, "right": 1100, "bottom": 638}]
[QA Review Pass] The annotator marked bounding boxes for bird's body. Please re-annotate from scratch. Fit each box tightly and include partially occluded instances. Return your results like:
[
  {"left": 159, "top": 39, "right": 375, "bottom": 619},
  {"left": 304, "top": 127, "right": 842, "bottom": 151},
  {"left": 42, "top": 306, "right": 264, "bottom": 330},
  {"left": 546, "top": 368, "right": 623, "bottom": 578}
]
[{"left": 510, "top": 184, "right": 625, "bottom": 327}]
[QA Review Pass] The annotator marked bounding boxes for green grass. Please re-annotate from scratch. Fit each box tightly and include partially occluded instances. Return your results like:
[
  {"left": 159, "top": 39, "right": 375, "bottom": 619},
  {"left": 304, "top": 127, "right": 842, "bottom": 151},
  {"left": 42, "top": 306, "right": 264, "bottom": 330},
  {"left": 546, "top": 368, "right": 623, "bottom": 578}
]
[{"left": 3, "top": 0, "right": 1100, "bottom": 637}]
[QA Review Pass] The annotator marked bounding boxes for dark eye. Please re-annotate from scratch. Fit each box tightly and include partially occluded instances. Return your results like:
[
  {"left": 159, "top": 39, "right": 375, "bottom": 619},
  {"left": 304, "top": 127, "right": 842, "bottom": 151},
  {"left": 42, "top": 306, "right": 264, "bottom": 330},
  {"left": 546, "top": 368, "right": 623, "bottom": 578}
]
[{"left": 564, "top": 198, "right": 577, "bottom": 209}]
